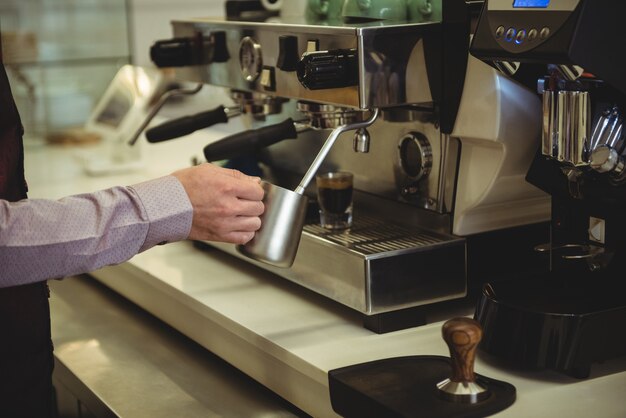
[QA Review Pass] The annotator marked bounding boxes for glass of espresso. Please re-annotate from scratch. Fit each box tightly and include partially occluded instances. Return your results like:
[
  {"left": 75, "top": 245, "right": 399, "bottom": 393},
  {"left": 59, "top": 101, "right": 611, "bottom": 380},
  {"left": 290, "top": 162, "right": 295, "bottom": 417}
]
[{"left": 316, "top": 171, "right": 353, "bottom": 230}]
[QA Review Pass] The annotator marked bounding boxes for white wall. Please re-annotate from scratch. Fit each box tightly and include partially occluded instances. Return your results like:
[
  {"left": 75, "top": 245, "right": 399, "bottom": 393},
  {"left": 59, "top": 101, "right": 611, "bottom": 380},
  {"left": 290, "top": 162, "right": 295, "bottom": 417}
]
[
  {"left": 130, "top": 0, "right": 225, "bottom": 67},
  {"left": 127, "top": 0, "right": 242, "bottom": 135}
]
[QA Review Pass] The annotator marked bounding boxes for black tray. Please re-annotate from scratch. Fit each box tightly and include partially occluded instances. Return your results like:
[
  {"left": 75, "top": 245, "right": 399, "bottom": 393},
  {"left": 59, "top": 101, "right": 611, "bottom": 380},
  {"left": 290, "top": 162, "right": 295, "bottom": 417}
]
[{"left": 329, "top": 355, "right": 515, "bottom": 418}]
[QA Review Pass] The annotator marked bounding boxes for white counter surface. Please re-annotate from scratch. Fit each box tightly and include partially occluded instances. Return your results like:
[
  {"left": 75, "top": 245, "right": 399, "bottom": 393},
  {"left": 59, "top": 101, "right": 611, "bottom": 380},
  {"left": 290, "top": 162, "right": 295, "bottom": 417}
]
[{"left": 24, "top": 134, "right": 626, "bottom": 417}]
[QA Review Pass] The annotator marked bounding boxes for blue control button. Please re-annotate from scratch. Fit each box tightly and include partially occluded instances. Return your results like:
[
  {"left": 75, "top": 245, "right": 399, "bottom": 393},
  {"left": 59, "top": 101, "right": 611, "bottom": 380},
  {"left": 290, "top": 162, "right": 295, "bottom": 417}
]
[
  {"left": 505, "top": 28, "right": 516, "bottom": 42},
  {"left": 515, "top": 29, "right": 527, "bottom": 44}
]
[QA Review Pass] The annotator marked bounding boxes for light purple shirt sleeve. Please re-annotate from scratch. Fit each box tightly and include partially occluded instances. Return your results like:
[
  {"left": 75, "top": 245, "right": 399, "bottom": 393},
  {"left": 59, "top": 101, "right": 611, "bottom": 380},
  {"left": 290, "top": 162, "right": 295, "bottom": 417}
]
[{"left": 0, "top": 175, "right": 193, "bottom": 288}]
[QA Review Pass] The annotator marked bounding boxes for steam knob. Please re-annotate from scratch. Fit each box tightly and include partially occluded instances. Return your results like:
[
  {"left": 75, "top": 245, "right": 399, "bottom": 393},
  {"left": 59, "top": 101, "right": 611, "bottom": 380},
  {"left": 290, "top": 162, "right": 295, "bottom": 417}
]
[
  {"left": 590, "top": 144, "right": 626, "bottom": 179},
  {"left": 437, "top": 317, "right": 490, "bottom": 404},
  {"left": 297, "top": 49, "right": 358, "bottom": 90},
  {"left": 399, "top": 132, "right": 432, "bottom": 181},
  {"left": 555, "top": 64, "right": 585, "bottom": 81}
]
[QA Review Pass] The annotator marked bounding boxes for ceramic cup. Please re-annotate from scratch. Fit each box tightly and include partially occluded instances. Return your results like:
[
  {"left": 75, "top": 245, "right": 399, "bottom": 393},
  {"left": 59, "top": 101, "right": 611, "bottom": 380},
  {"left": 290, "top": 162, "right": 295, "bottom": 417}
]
[
  {"left": 307, "top": 0, "right": 345, "bottom": 22},
  {"left": 406, "top": 0, "right": 442, "bottom": 22},
  {"left": 341, "top": 0, "right": 408, "bottom": 21}
]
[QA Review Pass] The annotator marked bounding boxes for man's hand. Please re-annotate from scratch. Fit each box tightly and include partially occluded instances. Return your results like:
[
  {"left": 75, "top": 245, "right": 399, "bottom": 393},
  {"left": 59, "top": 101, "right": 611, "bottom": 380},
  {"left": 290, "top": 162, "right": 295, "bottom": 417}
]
[{"left": 172, "top": 163, "right": 264, "bottom": 245}]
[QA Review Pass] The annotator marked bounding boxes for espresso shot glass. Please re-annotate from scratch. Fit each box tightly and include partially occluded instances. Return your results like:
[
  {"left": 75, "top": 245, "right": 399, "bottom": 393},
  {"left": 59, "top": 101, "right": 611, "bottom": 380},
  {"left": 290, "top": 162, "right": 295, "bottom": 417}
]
[{"left": 316, "top": 171, "right": 353, "bottom": 230}]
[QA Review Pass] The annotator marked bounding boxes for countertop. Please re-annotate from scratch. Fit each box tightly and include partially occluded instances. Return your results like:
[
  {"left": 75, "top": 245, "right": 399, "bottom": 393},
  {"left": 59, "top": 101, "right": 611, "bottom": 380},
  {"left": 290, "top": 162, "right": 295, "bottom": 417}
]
[
  {"left": 50, "top": 275, "right": 305, "bottom": 417},
  {"left": 24, "top": 129, "right": 626, "bottom": 417}
]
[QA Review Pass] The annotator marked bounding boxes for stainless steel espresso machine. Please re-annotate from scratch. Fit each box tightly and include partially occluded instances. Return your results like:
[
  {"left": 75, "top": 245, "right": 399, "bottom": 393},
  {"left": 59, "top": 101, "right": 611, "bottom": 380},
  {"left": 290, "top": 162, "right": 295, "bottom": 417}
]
[
  {"left": 149, "top": 0, "right": 549, "bottom": 332},
  {"left": 470, "top": 0, "right": 626, "bottom": 378}
]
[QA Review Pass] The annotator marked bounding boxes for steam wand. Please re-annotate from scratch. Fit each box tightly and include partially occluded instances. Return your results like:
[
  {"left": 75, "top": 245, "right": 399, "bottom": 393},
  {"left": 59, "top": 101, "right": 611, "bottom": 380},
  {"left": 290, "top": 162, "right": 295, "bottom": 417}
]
[{"left": 294, "top": 108, "right": 379, "bottom": 194}]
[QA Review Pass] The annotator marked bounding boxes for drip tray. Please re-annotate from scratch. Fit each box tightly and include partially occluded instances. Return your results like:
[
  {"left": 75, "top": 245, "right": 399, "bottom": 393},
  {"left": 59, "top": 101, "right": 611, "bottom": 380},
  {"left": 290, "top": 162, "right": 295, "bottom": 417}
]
[
  {"left": 304, "top": 215, "right": 453, "bottom": 255},
  {"left": 206, "top": 214, "right": 467, "bottom": 316}
]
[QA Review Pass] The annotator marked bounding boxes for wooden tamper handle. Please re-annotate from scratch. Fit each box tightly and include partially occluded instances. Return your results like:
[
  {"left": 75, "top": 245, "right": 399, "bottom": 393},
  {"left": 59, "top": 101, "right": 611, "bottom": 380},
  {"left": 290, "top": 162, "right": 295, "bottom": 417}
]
[{"left": 437, "top": 317, "right": 490, "bottom": 403}]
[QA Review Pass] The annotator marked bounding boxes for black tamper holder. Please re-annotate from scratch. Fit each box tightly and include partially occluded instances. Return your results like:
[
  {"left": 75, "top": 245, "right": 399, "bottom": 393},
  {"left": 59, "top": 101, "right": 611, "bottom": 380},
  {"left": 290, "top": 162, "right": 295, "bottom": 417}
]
[{"left": 328, "top": 318, "right": 516, "bottom": 418}]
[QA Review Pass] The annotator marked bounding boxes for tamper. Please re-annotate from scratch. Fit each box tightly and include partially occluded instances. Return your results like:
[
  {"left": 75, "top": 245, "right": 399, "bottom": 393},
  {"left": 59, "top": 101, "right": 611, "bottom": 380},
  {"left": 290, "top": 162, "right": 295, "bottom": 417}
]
[
  {"left": 437, "top": 317, "right": 490, "bottom": 404},
  {"left": 328, "top": 314, "right": 515, "bottom": 417}
]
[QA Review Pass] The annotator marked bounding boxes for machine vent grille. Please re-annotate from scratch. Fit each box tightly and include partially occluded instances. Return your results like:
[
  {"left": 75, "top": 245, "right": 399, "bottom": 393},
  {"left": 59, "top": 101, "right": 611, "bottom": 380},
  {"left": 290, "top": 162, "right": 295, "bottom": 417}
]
[{"left": 303, "top": 215, "right": 457, "bottom": 256}]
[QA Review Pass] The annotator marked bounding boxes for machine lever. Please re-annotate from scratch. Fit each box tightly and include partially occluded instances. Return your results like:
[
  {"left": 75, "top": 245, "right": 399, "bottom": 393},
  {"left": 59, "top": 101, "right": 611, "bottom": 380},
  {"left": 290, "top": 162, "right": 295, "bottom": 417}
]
[
  {"left": 145, "top": 106, "right": 241, "bottom": 143},
  {"left": 203, "top": 118, "right": 299, "bottom": 162},
  {"left": 127, "top": 83, "right": 203, "bottom": 146},
  {"left": 150, "top": 36, "right": 216, "bottom": 68}
]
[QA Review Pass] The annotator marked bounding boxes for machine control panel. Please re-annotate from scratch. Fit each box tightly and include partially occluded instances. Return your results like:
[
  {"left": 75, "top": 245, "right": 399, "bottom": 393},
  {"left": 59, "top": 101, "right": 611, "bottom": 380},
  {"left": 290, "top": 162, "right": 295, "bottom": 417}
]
[
  {"left": 471, "top": 0, "right": 625, "bottom": 94},
  {"left": 482, "top": 0, "right": 580, "bottom": 53}
]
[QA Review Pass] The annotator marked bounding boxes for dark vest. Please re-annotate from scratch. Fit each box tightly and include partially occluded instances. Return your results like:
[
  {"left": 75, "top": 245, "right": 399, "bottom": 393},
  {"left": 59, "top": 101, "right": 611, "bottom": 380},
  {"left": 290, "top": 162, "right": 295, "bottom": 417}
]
[
  {"left": 0, "top": 42, "right": 54, "bottom": 417},
  {"left": 0, "top": 49, "right": 28, "bottom": 201}
]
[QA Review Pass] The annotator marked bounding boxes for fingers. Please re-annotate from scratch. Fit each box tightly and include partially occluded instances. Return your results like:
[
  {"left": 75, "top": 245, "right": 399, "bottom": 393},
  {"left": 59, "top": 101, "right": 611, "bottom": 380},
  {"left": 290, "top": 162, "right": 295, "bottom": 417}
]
[
  {"left": 206, "top": 166, "right": 264, "bottom": 201},
  {"left": 222, "top": 231, "right": 256, "bottom": 245},
  {"left": 233, "top": 199, "right": 264, "bottom": 217},
  {"left": 231, "top": 177, "right": 265, "bottom": 201},
  {"left": 173, "top": 162, "right": 266, "bottom": 244},
  {"left": 234, "top": 214, "right": 262, "bottom": 232},
  {"left": 193, "top": 216, "right": 262, "bottom": 244},
  {"left": 225, "top": 167, "right": 262, "bottom": 184}
]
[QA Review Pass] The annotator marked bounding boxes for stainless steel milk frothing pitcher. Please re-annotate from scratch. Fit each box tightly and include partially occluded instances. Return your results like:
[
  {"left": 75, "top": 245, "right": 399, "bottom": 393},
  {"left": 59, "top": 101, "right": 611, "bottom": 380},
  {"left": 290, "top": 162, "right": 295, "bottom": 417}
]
[{"left": 237, "top": 108, "right": 379, "bottom": 267}]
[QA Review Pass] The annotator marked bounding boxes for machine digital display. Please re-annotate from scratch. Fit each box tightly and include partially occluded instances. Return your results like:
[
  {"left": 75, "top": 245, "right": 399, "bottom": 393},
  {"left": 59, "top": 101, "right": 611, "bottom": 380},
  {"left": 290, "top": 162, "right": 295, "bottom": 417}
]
[{"left": 513, "top": 0, "right": 550, "bottom": 7}]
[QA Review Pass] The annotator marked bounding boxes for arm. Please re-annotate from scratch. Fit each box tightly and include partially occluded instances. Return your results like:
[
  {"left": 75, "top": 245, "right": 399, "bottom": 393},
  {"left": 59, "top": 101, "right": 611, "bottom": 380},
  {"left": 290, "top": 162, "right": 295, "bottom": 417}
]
[
  {"left": 0, "top": 175, "right": 192, "bottom": 288},
  {"left": 0, "top": 163, "right": 264, "bottom": 288}
]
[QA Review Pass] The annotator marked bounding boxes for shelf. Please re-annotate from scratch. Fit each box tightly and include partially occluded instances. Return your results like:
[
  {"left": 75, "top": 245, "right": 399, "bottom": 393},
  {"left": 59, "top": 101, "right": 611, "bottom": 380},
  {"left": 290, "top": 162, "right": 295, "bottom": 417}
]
[
  {"left": 5, "top": 56, "right": 131, "bottom": 68},
  {"left": 1, "top": 0, "right": 132, "bottom": 139}
]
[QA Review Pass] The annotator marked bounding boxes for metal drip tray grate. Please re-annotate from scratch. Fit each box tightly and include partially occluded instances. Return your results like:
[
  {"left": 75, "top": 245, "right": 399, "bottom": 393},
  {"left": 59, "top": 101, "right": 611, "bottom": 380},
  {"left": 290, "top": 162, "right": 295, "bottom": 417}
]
[
  {"left": 303, "top": 215, "right": 457, "bottom": 256},
  {"left": 207, "top": 214, "right": 466, "bottom": 315}
]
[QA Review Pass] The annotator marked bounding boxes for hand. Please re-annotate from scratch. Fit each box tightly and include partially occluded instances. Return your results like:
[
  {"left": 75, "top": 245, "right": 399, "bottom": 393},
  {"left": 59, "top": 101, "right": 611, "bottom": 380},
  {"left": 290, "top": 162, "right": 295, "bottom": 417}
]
[{"left": 172, "top": 163, "right": 264, "bottom": 244}]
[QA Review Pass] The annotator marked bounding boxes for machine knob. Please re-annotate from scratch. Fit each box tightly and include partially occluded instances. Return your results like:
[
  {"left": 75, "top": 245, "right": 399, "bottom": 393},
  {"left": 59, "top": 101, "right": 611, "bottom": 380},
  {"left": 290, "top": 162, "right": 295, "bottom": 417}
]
[
  {"left": 211, "top": 31, "right": 230, "bottom": 63},
  {"left": 437, "top": 317, "right": 490, "bottom": 404},
  {"left": 399, "top": 132, "right": 432, "bottom": 181},
  {"left": 493, "top": 60, "right": 520, "bottom": 76},
  {"left": 555, "top": 64, "right": 585, "bottom": 81},
  {"left": 297, "top": 49, "right": 358, "bottom": 90},
  {"left": 590, "top": 145, "right": 626, "bottom": 177},
  {"left": 150, "top": 35, "right": 217, "bottom": 68},
  {"left": 277, "top": 35, "right": 299, "bottom": 72}
]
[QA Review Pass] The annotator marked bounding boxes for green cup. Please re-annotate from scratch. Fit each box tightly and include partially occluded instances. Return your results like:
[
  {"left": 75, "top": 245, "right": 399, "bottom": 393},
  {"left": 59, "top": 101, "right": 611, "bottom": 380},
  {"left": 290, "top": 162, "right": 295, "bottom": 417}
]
[
  {"left": 341, "top": 0, "right": 408, "bottom": 22},
  {"left": 307, "top": 0, "right": 345, "bottom": 22},
  {"left": 406, "top": 0, "right": 442, "bottom": 22}
]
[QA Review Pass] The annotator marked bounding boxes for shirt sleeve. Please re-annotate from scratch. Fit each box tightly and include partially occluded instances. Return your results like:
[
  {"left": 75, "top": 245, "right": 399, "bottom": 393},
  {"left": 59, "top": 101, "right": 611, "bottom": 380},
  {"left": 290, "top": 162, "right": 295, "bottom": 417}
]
[{"left": 0, "top": 175, "right": 193, "bottom": 288}]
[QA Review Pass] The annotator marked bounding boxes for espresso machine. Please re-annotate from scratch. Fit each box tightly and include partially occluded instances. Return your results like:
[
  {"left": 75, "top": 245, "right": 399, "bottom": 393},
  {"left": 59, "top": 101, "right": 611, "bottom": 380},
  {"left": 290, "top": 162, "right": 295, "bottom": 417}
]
[
  {"left": 470, "top": 0, "right": 626, "bottom": 377},
  {"left": 149, "top": 0, "right": 549, "bottom": 332}
]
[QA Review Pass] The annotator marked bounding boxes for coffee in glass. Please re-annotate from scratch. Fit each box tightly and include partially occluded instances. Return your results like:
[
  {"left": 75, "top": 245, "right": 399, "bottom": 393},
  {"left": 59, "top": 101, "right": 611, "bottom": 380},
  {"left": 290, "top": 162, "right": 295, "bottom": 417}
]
[{"left": 316, "top": 171, "right": 353, "bottom": 230}]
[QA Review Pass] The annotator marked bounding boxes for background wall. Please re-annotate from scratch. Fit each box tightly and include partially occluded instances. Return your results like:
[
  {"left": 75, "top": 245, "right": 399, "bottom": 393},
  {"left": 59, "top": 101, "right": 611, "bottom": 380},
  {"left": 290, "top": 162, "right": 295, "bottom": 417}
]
[
  {"left": 130, "top": 0, "right": 225, "bottom": 67},
  {"left": 127, "top": 0, "right": 242, "bottom": 137}
]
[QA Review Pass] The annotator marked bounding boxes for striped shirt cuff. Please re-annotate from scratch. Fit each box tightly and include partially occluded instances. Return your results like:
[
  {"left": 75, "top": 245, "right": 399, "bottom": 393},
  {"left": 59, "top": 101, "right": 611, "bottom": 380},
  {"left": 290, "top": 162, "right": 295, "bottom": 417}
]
[{"left": 129, "top": 175, "right": 193, "bottom": 252}]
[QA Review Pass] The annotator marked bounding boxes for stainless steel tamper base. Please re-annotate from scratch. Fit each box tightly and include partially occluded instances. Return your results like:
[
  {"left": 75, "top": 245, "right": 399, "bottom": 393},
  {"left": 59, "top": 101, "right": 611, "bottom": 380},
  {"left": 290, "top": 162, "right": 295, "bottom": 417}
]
[{"left": 436, "top": 378, "right": 490, "bottom": 404}]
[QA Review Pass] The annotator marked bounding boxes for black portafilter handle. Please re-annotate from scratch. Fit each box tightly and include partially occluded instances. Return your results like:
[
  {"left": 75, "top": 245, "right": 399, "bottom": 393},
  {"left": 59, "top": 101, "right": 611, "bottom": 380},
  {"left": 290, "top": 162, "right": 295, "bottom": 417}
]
[
  {"left": 203, "top": 118, "right": 298, "bottom": 162},
  {"left": 146, "top": 106, "right": 230, "bottom": 143}
]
